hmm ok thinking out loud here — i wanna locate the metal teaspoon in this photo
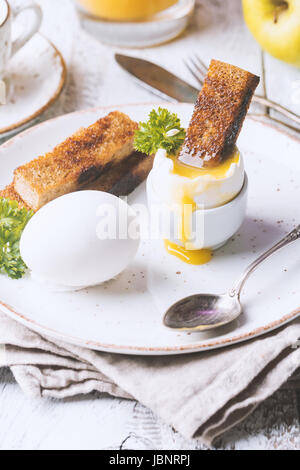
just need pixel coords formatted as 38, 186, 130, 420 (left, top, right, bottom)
163, 225, 300, 332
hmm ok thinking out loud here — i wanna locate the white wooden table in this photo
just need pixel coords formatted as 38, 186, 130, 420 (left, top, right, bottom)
0, 0, 299, 450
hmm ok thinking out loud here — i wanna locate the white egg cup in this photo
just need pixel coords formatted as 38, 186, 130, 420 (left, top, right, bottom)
147, 172, 248, 250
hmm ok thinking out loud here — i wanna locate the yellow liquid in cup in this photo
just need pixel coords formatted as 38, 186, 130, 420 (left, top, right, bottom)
77, 0, 178, 21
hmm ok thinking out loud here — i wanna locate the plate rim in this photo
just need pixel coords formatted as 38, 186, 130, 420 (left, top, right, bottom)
0, 299, 299, 354
0, 102, 300, 355
0, 33, 67, 135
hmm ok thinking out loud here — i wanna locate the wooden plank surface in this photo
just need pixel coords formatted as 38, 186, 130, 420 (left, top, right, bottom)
1, 366, 299, 450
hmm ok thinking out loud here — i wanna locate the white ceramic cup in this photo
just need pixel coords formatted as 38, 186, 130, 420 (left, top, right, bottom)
0, 0, 42, 103
147, 172, 248, 250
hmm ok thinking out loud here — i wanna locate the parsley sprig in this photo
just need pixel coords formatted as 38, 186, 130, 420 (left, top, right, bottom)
134, 107, 185, 156
0, 198, 33, 279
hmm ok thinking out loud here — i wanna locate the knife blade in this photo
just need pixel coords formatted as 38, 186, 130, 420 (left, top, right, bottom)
115, 53, 199, 103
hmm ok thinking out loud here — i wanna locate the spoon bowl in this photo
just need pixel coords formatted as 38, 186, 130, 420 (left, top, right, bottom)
163, 293, 242, 331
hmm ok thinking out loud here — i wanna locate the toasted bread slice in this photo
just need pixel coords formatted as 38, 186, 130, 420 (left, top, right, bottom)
14, 111, 138, 211
179, 59, 260, 168
0, 183, 31, 210
111, 152, 154, 196
85, 151, 154, 196
2, 151, 153, 212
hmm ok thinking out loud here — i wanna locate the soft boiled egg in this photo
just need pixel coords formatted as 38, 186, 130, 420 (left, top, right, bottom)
147, 147, 245, 265
20, 191, 140, 289
150, 147, 244, 210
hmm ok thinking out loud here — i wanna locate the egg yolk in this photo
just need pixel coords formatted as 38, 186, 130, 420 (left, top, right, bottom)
164, 149, 240, 265
170, 148, 240, 179
164, 240, 212, 265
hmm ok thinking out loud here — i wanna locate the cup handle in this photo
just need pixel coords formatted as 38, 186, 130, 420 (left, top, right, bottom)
11, 3, 43, 57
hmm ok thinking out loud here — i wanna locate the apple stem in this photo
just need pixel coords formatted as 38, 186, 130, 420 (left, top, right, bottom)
273, 1, 288, 24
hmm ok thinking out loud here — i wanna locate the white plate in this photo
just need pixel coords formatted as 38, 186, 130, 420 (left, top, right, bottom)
0, 103, 300, 355
0, 33, 66, 139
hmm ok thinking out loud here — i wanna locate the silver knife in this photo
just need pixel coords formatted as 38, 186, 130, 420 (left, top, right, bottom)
115, 53, 300, 135
115, 53, 199, 103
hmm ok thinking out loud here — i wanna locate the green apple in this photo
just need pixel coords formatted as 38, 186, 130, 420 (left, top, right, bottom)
242, 0, 300, 67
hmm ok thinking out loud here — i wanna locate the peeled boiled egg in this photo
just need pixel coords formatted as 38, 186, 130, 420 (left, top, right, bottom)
20, 191, 140, 288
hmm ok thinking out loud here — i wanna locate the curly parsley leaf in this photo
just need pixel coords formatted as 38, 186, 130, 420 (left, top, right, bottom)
134, 107, 186, 156
0, 198, 34, 279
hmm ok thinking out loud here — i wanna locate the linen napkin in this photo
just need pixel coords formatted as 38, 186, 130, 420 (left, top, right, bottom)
0, 311, 299, 446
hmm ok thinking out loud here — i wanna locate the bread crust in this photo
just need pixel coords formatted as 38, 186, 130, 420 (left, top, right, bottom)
14, 111, 138, 211
179, 59, 260, 168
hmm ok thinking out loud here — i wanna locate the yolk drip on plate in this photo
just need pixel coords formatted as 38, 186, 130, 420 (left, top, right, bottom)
164, 240, 212, 265
164, 149, 240, 265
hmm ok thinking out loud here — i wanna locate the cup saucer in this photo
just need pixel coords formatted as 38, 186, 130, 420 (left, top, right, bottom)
0, 33, 66, 140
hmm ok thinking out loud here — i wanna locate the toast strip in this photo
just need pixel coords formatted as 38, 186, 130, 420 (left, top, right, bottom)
14, 111, 138, 211
179, 59, 260, 168
2, 151, 154, 212
84, 151, 154, 196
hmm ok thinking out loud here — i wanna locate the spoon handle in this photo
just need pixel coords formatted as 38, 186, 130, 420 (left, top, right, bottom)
229, 224, 300, 299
